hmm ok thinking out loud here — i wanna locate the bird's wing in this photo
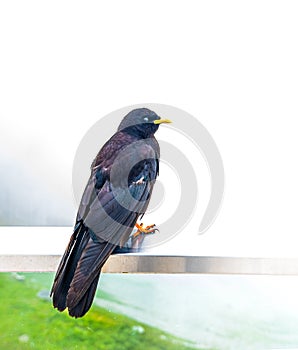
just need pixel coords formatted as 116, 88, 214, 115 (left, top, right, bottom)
82, 139, 159, 245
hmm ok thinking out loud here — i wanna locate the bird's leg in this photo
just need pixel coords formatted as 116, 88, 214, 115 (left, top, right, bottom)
129, 223, 158, 251
112, 223, 158, 254
133, 223, 157, 237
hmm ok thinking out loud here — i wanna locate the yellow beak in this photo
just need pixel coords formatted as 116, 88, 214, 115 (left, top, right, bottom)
153, 118, 172, 125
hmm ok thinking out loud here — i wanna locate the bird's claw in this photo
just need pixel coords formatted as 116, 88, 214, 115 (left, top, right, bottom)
113, 223, 158, 254
133, 223, 159, 238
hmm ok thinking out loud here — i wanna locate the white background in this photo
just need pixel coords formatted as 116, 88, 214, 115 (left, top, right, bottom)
1, 0, 298, 257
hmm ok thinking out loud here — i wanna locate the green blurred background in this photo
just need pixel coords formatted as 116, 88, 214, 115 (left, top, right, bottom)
2, 272, 298, 350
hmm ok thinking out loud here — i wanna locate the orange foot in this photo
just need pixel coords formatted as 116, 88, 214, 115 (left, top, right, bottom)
133, 223, 158, 238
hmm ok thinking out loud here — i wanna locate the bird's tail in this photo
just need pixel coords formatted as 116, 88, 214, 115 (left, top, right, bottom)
51, 222, 115, 318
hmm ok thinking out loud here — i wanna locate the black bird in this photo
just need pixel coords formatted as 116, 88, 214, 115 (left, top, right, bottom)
51, 108, 171, 318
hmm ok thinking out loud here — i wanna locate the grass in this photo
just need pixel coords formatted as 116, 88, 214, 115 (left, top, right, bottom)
0, 273, 205, 350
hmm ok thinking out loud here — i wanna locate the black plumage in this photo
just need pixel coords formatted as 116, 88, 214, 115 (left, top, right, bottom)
51, 108, 171, 317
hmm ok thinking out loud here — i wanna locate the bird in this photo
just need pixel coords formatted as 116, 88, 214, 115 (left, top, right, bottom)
51, 108, 171, 318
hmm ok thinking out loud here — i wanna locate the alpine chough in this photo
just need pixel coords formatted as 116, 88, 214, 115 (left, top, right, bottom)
51, 108, 171, 317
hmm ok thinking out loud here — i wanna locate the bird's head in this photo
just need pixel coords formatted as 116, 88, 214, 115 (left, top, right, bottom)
118, 108, 172, 138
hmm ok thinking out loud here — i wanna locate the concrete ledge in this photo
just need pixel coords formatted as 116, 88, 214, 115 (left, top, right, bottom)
1, 255, 298, 275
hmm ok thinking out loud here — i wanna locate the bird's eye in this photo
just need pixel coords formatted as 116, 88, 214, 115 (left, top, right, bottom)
143, 117, 149, 122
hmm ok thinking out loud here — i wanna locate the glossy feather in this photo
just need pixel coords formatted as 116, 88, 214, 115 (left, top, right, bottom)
51, 108, 161, 317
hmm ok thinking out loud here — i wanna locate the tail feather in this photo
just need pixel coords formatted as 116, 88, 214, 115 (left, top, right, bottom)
68, 275, 100, 318
51, 222, 115, 317
66, 240, 115, 309
51, 225, 89, 311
